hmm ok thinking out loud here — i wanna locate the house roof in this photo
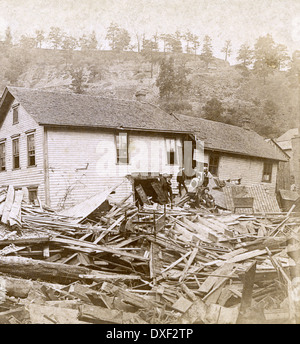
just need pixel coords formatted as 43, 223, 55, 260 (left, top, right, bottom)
275, 128, 299, 151
276, 128, 299, 142
1, 87, 190, 134
0, 87, 287, 161
175, 114, 288, 161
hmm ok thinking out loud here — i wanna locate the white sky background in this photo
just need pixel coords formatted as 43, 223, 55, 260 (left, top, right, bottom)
0, 0, 299, 64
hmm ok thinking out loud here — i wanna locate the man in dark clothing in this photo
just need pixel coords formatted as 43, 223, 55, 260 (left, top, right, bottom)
161, 174, 173, 203
177, 167, 188, 196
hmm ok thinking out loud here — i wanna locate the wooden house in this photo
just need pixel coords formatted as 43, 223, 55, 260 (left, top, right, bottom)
275, 128, 300, 191
0, 86, 288, 210
177, 114, 288, 194
0, 87, 191, 209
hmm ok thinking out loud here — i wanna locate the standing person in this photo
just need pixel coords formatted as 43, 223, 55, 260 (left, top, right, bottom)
161, 174, 173, 203
203, 165, 213, 188
177, 167, 188, 196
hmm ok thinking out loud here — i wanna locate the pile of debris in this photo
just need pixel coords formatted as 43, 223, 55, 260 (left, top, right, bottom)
0, 184, 299, 324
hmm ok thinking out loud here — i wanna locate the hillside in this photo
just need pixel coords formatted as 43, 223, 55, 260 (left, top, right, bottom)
0, 46, 298, 138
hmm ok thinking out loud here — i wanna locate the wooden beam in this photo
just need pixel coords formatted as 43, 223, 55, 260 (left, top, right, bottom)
51, 236, 149, 261
93, 215, 125, 244
161, 251, 192, 273
179, 247, 198, 283
238, 261, 257, 321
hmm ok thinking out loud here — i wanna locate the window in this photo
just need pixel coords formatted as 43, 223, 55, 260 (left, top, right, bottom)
0, 142, 5, 171
262, 162, 272, 182
28, 187, 38, 205
13, 106, 19, 125
115, 132, 129, 164
209, 153, 219, 176
27, 134, 36, 166
166, 138, 177, 165
12, 138, 20, 169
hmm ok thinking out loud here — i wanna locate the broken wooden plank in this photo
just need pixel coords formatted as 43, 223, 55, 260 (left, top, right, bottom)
100, 282, 155, 309
78, 304, 147, 324
79, 273, 141, 281
237, 261, 256, 323
1, 186, 14, 224
179, 298, 207, 324
161, 251, 192, 273
0, 306, 30, 324
59, 180, 124, 223
8, 189, 23, 227
171, 296, 193, 313
199, 263, 234, 294
51, 236, 149, 261
179, 247, 198, 282
93, 215, 125, 244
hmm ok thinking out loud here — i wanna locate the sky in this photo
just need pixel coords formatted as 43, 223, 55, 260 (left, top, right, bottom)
0, 0, 299, 64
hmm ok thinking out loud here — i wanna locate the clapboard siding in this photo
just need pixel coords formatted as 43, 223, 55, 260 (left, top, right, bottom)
0, 102, 45, 202
46, 128, 183, 209
217, 155, 278, 193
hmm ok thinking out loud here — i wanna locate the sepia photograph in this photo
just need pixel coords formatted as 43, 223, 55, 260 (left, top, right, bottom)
0, 0, 299, 327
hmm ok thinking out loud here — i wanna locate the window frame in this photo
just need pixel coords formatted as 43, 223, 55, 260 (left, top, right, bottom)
209, 153, 219, 176
12, 106, 19, 125
27, 133, 36, 167
165, 137, 177, 165
262, 161, 273, 183
115, 132, 129, 165
0, 141, 6, 172
28, 186, 38, 205
12, 137, 20, 170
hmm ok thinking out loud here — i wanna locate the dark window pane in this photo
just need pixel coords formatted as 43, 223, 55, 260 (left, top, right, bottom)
13, 108, 19, 124
12, 139, 20, 169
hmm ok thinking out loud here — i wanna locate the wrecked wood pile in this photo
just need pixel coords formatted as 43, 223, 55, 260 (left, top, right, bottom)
0, 185, 299, 324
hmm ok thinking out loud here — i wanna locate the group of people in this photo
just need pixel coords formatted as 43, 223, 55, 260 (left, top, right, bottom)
156, 165, 216, 209
176, 165, 215, 209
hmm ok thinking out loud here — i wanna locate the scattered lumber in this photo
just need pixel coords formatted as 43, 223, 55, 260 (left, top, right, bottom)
0, 184, 298, 324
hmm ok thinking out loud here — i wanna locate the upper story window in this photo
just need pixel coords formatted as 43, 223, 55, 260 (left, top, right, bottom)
166, 138, 177, 165
12, 137, 20, 169
27, 133, 36, 166
0, 142, 6, 171
12, 106, 19, 125
209, 153, 219, 176
115, 132, 129, 164
262, 162, 273, 183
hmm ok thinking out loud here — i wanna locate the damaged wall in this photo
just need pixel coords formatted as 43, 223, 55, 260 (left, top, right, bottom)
46, 128, 183, 209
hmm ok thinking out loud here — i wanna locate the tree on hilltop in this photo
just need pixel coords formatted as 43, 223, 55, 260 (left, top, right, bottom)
201, 35, 213, 69
105, 23, 131, 52
237, 43, 253, 67
221, 40, 232, 62
48, 26, 63, 49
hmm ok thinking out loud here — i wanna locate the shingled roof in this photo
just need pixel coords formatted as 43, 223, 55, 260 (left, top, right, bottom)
0, 87, 287, 161
175, 114, 288, 161
1, 87, 190, 134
